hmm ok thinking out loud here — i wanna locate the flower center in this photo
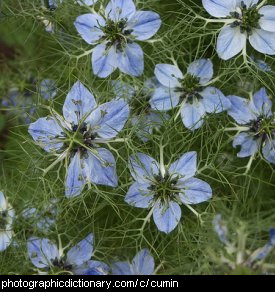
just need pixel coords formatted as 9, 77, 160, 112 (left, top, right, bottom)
51, 257, 73, 272
0, 211, 8, 230
230, 1, 262, 35
248, 115, 275, 140
148, 172, 179, 202
175, 74, 202, 103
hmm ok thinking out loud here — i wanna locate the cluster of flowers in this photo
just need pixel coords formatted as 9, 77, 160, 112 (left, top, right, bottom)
1, 0, 274, 275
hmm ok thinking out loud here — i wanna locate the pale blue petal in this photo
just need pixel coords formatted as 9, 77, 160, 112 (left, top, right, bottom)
77, 260, 109, 275
117, 43, 144, 76
74, 13, 105, 45
154, 64, 183, 88
112, 80, 135, 101
187, 59, 213, 85
169, 151, 197, 180
144, 77, 161, 91
127, 11, 161, 41
259, 6, 275, 32
252, 88, 272, 116
0, 232, 12, 252
112, 261, 133, 275
40, 79, 57, 100
233, 132, 259, 157
125, 181, 154, 208
227, 95, 257, 124
177, 177, 212, 205
27, 237, 59, 269
217, 25, 246, 60
202, 0, 236, 17
153, 201, 181, 234
63, 81, 97, 125
66, 233, 93, 266
0, 191, 7, 210
87, 99, 129, 139
200, 87, 231, 113
105, 0, 136, 21
213, 214, 229, 245
238, 0, 259, 7
92, 43, 118, 78
180, 101, 206, 130
249, 29, 275, 55
129, 153, 159, 183
150, 86, 180, 111
65, 152, 85, 198
132, 249, 155, 275
85, 148, 118, 187
28, 117, 64, 152
262, 139, 275, 164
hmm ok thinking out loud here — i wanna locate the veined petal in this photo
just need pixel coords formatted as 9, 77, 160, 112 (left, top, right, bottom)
177, 177, 212, 205
217, 25, 246, 60
76, 260, 109, 275
63, 81, 97, 125
27, 237, 59, 269
132, 249, 155, 275
180, 101, 206, 130
262, 139, 275, 164
252, 88, 272, 116
74, 13, 105, 45
187, 59, 213, 85
154, 64, 182, 88
0, 231, 12, 252
259, 6, 275, 32
233, 132, 259, 157
28, 117, 64, 152
129, 153, 160, 183
117, 43, 144, 77
249, 29, 275, 55
125, 181, 154, 208
200, 87, 231, 113
105, 0, 136, 21
150, 86, 180, 111
168, 151, 197, 180
202, 0, 237, 17
127, 11, 161, 41
112, 261, 133, 275
153, 201, 181, 234
66, 234, 93, 266
92, 43, 118, 78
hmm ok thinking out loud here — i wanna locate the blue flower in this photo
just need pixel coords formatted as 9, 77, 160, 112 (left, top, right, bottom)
0, 191, 15, 252
112, 78, 169, 141
213, 214, 229, 245
27, 233, 109, 275
150, 59, 230, 130
202, 0, 275, 60
112, 249, 155, 275
249, 56, 272, 72
74, 0, 161, 77
39, 79, 58, 100
28, 81, 129, 197
125, 152, 212, 234
227, 88, 275, 164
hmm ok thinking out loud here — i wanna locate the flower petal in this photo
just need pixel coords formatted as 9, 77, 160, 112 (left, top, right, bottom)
92, 43, 118, 78
74, 13, 105, 45
132, 249, 155, 275
66, 233, 93, 266
76, 260, 109, 275
200, 87, 231, 113
105, 0, 136, 21
85, 148, 118, 187
0, 192, 7, 211
217, 25, 246, 60
169, 151, 197, 180
262, 139, 275, 164
202, 0, 237, 17
127, 11, 161, 41
0, 231, 12, 252
125, 181, 154, 208
227, 95, 257, 124
187, 59, 213, 85
180, 101, 206, 130
154, 64, 183, 88
112, 261, 133, 275
150, 86, 180, 111
153, 201, 181, 234
39, 79, 57, 100
28, 117, 64, 152
88, 99, 129, 139
252, 88, 272, 116
249, 29, 275, 55
27, 237, 59, 269
117, 43, 144, 76
259, 6, 275, 32
233, 132, 259, 157
129, 153, 159, 183
65, 152, 85, 198
63, 81, 97, 125
177, 177, 212, 205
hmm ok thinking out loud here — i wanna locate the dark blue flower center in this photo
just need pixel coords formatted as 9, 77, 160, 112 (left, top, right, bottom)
0, 210, 8, 229
51, 257, 73, 271
248, 115, 275, 140
175, 74, 202, 103
230, 1, 262, 35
